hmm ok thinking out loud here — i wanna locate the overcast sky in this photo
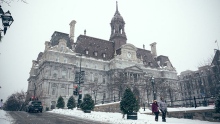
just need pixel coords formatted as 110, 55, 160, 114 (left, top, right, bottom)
0, 0, 220, 102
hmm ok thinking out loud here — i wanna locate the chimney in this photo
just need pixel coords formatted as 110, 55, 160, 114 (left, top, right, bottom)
84, 29, 86, 35
69, 20, 76, 42
150, 42, 157, 58
143, 44, 145, 49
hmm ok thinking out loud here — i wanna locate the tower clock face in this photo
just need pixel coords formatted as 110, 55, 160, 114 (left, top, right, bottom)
127, 52, 131, 58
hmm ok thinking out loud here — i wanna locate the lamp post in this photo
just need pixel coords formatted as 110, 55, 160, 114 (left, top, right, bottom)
75, 53, 84, 108
151, 76, 156, 100
194, 96, 197, 108
33, 83, 36, 101
202, 95, 206, 106
0, 5, 14, 37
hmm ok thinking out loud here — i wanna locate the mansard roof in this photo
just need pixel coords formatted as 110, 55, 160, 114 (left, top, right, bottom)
75, 35, 114, 61
136, 48, 159, 68
156, 55, 174, 68
48, 31, 174, 70
50, 31, 73, 49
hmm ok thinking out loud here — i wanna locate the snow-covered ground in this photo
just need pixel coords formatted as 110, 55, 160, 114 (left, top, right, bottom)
0, 105, 219, 124
0, 110, 13, 124
49, 105, 219, 124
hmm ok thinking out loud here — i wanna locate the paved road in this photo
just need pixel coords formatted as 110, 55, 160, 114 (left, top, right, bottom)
8, 111, 109, 124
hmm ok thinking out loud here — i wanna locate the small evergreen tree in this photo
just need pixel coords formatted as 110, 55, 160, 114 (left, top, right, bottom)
80, 94, 94, 111
215, 94, 220, 113
4, 95, 20, 111
56, 96, 65, 109
67, 96, 76, 109
120, 88, 139, 116
4, 91, 26, 111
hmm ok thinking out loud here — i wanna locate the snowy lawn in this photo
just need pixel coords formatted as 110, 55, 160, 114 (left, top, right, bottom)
49, 105, 219, 124
0, 110, 13, 124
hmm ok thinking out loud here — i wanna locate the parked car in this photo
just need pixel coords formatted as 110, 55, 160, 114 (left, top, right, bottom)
26, 101, 43, 113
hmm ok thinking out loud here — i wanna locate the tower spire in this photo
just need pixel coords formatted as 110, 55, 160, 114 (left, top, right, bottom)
116, 1, 118, 13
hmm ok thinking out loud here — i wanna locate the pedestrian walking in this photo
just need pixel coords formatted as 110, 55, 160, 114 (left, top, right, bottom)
151, 100, 159, 122
158, 97, 167, 122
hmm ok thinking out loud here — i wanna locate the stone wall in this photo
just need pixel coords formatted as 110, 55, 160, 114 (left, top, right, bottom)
94, 103, 220, 122
94, 102, 121, 113
166, 109, 220, 122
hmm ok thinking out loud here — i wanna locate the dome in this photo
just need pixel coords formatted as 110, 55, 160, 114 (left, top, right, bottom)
111, 11, 124, 23
111, 1, 125, 23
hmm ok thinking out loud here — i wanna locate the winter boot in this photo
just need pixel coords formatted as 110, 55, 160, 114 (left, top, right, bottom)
155, 119, 158, 122
162, 119, 166, 122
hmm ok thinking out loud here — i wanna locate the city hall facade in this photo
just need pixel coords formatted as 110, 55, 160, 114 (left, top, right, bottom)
27, 2, 178, 109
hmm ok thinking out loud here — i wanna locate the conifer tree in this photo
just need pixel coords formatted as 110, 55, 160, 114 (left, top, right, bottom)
56, 96, 65, 109
120, 88, 139, 115
215, 94, 220, 113
80, 94, 94, 111
67, 96, 76, 109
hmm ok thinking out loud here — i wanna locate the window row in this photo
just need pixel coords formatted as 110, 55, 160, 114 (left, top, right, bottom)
85, 50, 106, 58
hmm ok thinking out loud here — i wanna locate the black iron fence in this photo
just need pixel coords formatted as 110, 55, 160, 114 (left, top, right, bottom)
165, 97, 215, 107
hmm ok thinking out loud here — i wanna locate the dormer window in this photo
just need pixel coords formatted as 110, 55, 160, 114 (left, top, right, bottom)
60, 45, 64, 52
94, 51, 97, 56
85, 50, 89, 55
103, 53, 106, 58
164, 62, 167, 66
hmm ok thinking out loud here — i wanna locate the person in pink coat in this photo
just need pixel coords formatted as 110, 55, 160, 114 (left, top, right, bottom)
151, 100, 159, 121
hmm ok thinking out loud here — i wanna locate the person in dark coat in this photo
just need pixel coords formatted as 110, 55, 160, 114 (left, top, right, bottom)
158, 97, 167, 122
151, 100, 159, 121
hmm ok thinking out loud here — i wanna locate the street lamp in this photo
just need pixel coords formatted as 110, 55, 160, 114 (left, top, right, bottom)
75, 53, 85, 107
0, 5, 14, 35
151, 76, 156, 100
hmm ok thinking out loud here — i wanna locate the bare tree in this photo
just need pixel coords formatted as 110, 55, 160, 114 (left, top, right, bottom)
111, 70, 129, 101
84, 80, 103, 104
0, 0, 27, 5
138, 75, 152, 107
197, 55, 214, 69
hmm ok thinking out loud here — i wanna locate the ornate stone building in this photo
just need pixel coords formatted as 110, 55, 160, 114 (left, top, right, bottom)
178, 50, 220, 107
27, 2, 178, 109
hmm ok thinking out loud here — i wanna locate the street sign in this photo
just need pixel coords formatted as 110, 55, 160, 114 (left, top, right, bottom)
74, 72, 80, 83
